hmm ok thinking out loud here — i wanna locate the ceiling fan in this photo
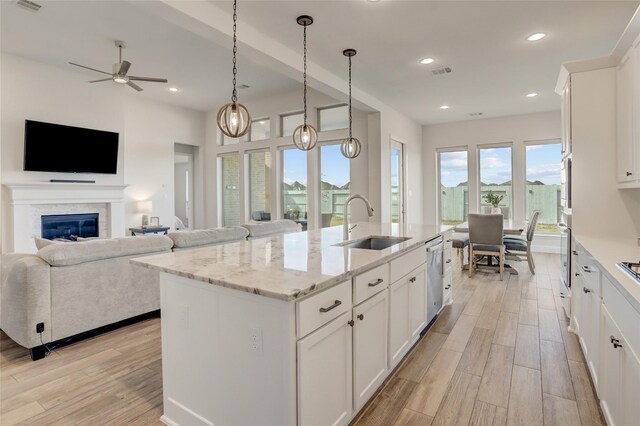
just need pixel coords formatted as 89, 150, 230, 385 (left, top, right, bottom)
69, 40, 168, 92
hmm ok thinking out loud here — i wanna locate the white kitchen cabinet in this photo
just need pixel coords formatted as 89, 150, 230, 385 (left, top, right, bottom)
409, 265, 427, 341
561, 75, 572, 157
578, 263, 601, 390
388, 273, 411, 369
353, 290, 388, 411
599, 305, 640, 426
616, 34, 640, 187
298, 311, 353, 426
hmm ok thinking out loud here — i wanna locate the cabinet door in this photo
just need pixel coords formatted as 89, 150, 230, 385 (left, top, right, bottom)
389, 277, 410, 369
634, 39, 640, 181
617, 51, 635, 182
353, 290, 389, 411
561, 77, 572, 156
600, 304, 640, 426
409, 266, 427, 341
298, 312, 353, 426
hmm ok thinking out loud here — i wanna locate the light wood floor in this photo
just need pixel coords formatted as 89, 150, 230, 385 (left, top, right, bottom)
352, 253, 604, 426
0, 253, 602, 426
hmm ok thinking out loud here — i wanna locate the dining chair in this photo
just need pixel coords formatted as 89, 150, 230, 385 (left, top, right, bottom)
468, 213, 506, 280
504, 210, 540, 274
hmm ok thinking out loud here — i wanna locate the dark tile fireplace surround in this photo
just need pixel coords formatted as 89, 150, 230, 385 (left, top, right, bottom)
41, 213, 99, 241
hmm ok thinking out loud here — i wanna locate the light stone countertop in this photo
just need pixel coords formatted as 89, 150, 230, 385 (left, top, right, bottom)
574, 233, 640, 314
131, 223, 451, 301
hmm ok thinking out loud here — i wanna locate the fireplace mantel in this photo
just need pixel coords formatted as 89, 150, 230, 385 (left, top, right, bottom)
3, 183, 128, 253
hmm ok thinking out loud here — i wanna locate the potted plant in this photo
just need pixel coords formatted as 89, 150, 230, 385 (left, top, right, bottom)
483, 190, 504, 214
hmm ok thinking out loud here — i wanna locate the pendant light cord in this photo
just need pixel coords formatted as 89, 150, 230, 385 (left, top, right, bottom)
348, 54, 352, 140
302, 23, 308, 125
231, 0, 238, 103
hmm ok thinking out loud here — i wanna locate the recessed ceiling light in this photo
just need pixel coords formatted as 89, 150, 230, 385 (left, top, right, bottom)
168, 87, 180, 92
526, 92, 538, 97
367, 0, 381, 2
259, 121, 265, 124
420, 58, 435, 65
526, 32, 546, 41
439, 105, 450, 110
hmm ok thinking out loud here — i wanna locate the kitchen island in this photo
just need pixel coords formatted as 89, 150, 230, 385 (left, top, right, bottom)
132, 223, 452, 426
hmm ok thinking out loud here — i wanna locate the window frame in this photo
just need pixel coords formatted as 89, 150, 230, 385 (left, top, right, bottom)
246, 148, 272, 220
436, 146, 469, 227
249, 118, 271, 142
218, 152, 242, 227
477, 142, 514, 219
317, 104, 349, 132
523, 138, 562, 234
280, 111, 305, 137
318, 141, 351, 228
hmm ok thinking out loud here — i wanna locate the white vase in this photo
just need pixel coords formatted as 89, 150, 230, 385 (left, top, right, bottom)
490, 207, 502, 215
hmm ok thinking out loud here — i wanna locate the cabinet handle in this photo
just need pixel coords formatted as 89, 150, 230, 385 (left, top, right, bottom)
446, 239, 452, 242
368, 278, 384, 287
611, 336, 623, 349
357, 314, 364, 321
348, 320, 354, 327
583, 287, 591, 294
575, 273, 580, 277
445, 285, 451, 290
409, 277, 416, 283
446, 259, 452, 264
582, 265, 593, 273
572, 250, 578, 255
627, 172, 633, 177
319, 300, 342, 313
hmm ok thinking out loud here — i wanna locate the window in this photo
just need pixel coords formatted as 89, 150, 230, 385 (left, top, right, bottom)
221, 133, 248, 146
250, 119, 270, 141
438, 149, 469, 225
525, 141, 562, 233
281, 112, 304, 137
318, 105, 348, 131
220, 154, 240, 226
282, 149, 307, 222
248, 151, 272, 220
320, 144, 350, 228
479, 146, 513, 219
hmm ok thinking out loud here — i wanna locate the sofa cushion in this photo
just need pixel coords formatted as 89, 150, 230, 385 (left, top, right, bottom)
37, 235, 173, 266
34, 237, 60, 250
242, 219, 301, 239
168, 226, 249, 249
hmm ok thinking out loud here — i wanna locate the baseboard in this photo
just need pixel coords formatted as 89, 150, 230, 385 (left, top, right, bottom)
29, 309, 160, 361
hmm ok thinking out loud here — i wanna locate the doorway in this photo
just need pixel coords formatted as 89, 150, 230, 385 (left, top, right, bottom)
174, 145, 195, 229
390, 140, 406, 230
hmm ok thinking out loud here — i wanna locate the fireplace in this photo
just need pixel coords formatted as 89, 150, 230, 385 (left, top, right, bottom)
41, 213, 99, 241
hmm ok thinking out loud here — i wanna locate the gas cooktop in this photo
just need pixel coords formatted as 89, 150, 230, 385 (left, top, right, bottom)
618, 262, 640, 283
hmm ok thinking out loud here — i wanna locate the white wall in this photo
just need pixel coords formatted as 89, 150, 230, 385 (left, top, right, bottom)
571, 68, 640, 245
423, 111, 562, 252
0, 53, 206, 251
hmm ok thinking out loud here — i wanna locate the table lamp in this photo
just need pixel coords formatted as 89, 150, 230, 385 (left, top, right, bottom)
137, 200, 153, 227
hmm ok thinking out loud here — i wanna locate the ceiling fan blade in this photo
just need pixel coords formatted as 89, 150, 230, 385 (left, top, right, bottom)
128, 76, 168, 83
118, 60, 131, 76
127, 81, 144, 92
69, 62, 111, 75
88, 78, 113, 83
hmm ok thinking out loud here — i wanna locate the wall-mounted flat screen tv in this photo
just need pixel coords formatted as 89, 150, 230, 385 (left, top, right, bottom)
23, 120, 119, 174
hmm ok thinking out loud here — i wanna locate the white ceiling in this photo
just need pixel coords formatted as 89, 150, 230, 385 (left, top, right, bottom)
212, 0, 639, 124
0, 0, 299, 112
1, 1, 638, 125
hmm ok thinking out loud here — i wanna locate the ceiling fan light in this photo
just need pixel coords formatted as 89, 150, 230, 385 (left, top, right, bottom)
113, 75, 128, 84
341, 137, 362, 159
217, 102, 251, 138
292, 124, 318, 151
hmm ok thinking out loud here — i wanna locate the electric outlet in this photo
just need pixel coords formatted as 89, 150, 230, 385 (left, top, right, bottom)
36, 322, 44, 333
248, 327, 263, 355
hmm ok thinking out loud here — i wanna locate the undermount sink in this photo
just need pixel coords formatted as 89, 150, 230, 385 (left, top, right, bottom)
334, 236, 412, 251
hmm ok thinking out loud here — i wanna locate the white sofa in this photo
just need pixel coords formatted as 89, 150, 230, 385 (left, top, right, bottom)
0, 235, 174, 360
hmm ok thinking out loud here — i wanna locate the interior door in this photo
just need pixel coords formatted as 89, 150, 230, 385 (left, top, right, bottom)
174, 153, 194, 228
390, 140, 405, 230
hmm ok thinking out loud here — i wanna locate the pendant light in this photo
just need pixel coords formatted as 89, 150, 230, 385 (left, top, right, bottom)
292, 15, 318, 151
217, 0, 251, 139
340, 49, 362, 159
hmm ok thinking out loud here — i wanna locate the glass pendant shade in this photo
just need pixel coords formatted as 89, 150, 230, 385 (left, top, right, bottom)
341, 136, 362, 159
292, 123, 318, 151
217, 102, 251, 138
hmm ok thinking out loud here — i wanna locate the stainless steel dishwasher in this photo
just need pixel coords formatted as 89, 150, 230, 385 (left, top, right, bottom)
425, 236, 444, 325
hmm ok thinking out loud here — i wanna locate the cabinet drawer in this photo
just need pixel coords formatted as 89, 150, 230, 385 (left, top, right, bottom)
444, 233, 453, 250
390, 247, 424, 283
602, 274, 640, 358
297, 280, 352, 339
354, 263, 389, 305
580, 264, 601, 297
443, 274, 452, 292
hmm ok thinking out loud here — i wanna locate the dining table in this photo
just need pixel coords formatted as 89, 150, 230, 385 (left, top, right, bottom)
453, 219, 526, 275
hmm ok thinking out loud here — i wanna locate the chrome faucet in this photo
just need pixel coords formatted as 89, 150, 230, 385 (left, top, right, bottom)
343, 194, 375, 240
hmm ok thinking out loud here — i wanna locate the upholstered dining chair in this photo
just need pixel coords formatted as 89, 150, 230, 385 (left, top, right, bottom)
468, 213, 506, 280
504, 210, 540, 274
